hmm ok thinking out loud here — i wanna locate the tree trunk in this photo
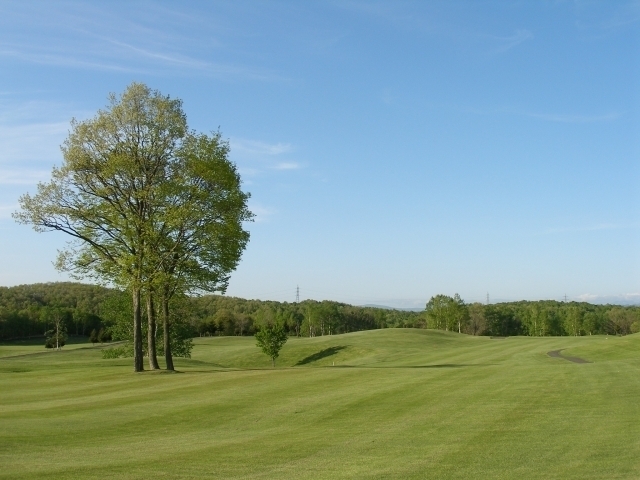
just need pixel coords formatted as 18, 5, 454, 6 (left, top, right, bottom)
146, 292, 160, 370
162, 289, 174, 371
133, 287, 144, 372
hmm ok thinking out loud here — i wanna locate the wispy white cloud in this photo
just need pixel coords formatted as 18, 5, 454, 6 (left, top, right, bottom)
602, 3, 640, 29
488, 29, 533, 54
0, 203, 18, 219
525, 111, 621, 123
0, 101, 76, 188
0, 169, 51, 185
230, 138, 305, 177
0, 121, 68, 164
103, 38, 286, 80
336, 1, 439, 34
461, 105, 622, 124
0, 99, 74, 123
0, 0, 289, 82
338, 2, 533, 56
231, 138, 293, 156
248, 203, 276, 223
0, 42, 287, 81
572, 0, 640, 41
105, 38, 210, 67
238, 167, 260, 177
0, 46, 139, 73
272, 162, 301, 170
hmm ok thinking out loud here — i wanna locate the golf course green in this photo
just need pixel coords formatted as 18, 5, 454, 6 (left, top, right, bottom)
1, 329, 639, 479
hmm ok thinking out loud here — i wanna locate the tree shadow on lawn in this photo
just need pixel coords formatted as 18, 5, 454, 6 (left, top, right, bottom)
547, 349, 591, 364
296, 346, 348, 365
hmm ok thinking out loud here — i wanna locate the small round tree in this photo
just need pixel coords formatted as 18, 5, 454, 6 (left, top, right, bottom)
255, 324, 288, 367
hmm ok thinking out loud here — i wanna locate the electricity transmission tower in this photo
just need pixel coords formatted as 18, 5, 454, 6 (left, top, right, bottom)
296, 285, 299, 303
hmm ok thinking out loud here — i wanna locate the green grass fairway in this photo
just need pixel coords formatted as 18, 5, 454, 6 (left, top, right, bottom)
1, 330, 640, 479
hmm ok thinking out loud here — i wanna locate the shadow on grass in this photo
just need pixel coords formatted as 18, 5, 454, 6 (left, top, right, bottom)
547, 349, 591, 364
295, 346, 348, 365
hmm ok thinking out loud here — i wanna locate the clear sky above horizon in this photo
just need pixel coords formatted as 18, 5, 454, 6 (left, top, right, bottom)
0, 1, 638, 307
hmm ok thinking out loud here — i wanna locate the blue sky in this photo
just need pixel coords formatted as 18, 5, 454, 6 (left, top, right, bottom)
0, 1, 638, 307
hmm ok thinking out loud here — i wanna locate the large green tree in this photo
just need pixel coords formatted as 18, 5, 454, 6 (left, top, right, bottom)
14, 83, 251, 372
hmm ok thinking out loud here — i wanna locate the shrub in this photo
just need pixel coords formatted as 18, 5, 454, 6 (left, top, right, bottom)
101, 345, 129, 359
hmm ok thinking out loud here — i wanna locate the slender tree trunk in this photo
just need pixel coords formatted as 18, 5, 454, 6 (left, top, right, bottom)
133, 287, 144, 372
162, 289, 174, 371
147, 292, 160, 370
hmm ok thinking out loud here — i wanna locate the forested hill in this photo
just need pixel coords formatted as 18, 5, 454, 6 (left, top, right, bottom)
0, 282, 639, 341
0, 283, 117, 339
0, 282, 114, 313
0, 282, 422, 340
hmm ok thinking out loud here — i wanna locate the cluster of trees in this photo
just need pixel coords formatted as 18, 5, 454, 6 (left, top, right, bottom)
425, 294, 640, 337
14, 83, 252, 371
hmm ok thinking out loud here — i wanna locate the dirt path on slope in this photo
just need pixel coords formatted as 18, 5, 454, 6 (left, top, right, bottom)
547, 349, 591, 364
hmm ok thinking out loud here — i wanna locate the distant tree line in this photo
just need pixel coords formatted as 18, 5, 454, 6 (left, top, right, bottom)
185, 295, 420, 337
424, 294, 640, 337
2, 283, 639, 344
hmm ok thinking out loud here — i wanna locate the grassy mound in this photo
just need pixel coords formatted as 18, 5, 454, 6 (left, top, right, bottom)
1, 330, 639, 479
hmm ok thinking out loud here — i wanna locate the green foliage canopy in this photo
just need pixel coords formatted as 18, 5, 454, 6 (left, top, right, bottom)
14, 83, 252, 372
255, 323, 288, 367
